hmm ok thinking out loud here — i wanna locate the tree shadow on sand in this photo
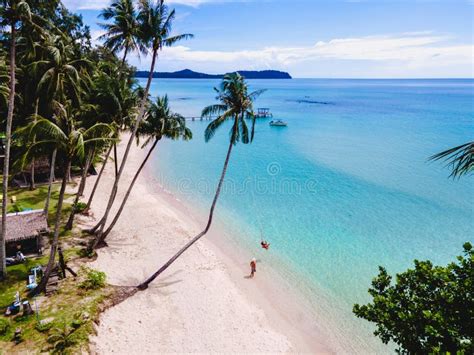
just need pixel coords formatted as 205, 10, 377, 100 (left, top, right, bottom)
100, 271, 183, 311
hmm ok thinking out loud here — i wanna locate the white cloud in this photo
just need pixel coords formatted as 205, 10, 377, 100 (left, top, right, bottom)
63, 0, 108, 10
90, 29, 106, 46
124, 32, 473, 77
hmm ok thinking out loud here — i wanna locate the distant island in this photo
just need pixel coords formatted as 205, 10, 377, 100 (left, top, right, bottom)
135, 69, 292, 79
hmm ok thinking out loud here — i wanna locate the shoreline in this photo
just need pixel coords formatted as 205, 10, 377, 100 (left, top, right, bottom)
83, 135, 330, 353
148, 146, 383, 354
143, 158, 333, 353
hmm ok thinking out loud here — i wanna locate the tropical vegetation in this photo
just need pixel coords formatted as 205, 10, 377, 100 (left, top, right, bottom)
0, 0, 196, 350
1, 0, 469, 353
354, 243, 474, 353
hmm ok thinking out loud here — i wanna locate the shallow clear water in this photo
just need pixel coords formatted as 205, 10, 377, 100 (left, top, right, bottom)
144, 78, 474, 351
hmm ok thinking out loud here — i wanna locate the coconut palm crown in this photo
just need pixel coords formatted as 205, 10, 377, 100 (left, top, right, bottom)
202, 72, 265, 144
98, 0, 144, 63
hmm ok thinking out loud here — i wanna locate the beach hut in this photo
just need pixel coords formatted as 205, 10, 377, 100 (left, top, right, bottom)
2, 210, 48, 257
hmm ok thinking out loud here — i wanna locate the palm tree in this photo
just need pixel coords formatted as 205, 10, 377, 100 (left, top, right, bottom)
22, 103, 114, 294
36, 34, 90, 107
83, 61, 138, 213
137, 73, 265, 289
64, 101, 118, 230
99, 0, 143, 176
100, 95, 191, 240
83, 145, 113, 212
0, 0, 32, 279
92, 0, 193, 248
98, 0, 142, 67
430, 142, 474, 178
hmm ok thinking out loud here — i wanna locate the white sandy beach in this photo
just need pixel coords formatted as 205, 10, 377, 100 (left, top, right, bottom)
80, 136, 329, 354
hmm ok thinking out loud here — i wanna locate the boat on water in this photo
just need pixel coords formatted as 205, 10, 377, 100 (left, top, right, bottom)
269, 119, 287, 127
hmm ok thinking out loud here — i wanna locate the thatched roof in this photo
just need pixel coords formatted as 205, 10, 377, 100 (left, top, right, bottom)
2, 210, 48, 243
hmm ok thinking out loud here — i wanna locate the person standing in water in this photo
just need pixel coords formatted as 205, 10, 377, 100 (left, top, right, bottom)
249, 258, 257, 278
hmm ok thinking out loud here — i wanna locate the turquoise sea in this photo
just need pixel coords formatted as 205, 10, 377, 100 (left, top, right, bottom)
143, 78, 473, 351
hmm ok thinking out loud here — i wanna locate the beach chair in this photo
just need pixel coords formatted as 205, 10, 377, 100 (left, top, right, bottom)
26, 268, 38, 290
4, 292, 21, 316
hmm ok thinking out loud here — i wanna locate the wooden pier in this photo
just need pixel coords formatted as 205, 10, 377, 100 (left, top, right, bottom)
185, 116, 215, 121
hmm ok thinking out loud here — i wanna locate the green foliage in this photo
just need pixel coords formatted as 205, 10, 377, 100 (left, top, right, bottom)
47, 320, 80, 354
0, 318, 9, 335
73, 201, 87, 213
11, 202, 24, 212
79, 267, 106, 290
138, 95, 192, 146
353, 243, 474, 353
202, 73, 265, 144
35, 321, 53, 333
0, 252, 112, 351
98, 0, 142, 56
2, 185, 71, 223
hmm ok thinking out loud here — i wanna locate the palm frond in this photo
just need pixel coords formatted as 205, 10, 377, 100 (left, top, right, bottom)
429, 141, 474, 178
201, 104, 227, 118
239, 115, 250, 144
204, 109, 235, 142
163, 33, 194, 47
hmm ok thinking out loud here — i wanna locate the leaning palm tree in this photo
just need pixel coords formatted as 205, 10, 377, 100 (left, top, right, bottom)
92, 0, 193, 247
21, 103, 114, 295
0, 0, 32, 279
430, 141, 474, 179
64, 113, 115, 231
82, 62, 139, 211
100, 96, 191, 240
137, 73, 265, 289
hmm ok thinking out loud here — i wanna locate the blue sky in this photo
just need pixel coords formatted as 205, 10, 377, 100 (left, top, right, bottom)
64, 0, 473, 78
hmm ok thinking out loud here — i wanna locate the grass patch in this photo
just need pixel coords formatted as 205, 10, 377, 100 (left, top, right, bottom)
5, 185, 74, 224
0, 257, 114, 353
0, 185, 115, 353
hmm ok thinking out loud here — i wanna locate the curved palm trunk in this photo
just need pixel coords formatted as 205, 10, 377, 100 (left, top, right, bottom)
32, 159, 71, 295
121, 46, 129, 67
92, 49, 159, 250
29, 99, 39, 191
84, 144, 113, 213
30, 159, 35, 190
65, 150, 93, 230
137, 127, 236, 290
44, 148, 57, 217
78, 150, 94, 197
1, 23, 16, 280
102, 139, 158, 239
112, 47, 130, 179
113, 143, 119, 177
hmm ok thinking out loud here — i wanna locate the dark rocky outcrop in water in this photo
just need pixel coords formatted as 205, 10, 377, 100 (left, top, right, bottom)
135, 69, 292, 79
